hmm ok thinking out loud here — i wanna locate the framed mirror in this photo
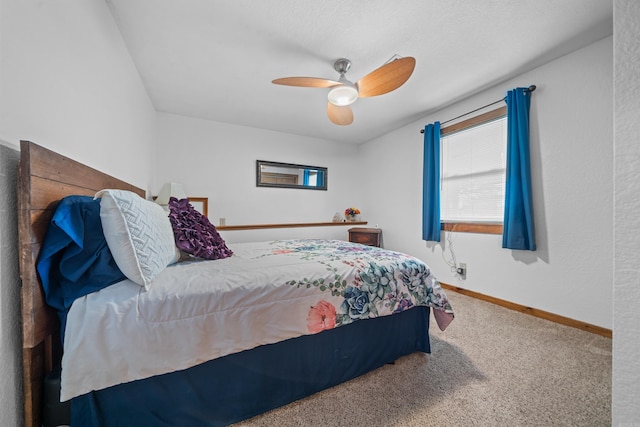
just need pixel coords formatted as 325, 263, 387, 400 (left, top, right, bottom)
256, 160, 327, 190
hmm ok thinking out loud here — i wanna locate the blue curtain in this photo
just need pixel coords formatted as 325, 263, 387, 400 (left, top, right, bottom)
503, 87, 536, 250
422, 122, 441, 242
303, 170, 310, 186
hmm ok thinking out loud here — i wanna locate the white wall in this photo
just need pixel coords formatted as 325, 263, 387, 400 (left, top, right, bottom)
0, 0, 156, 189
359, 37, 613, 329
0, 143, 21, 427
612, 0, 640, 423
0, 0, 158, 424
155, 113, 363, 243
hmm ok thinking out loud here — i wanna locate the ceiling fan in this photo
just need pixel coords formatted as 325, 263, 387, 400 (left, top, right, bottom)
272, 56, 416, 126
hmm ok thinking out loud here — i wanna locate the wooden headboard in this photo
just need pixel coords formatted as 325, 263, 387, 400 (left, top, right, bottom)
17, 141, 145, 427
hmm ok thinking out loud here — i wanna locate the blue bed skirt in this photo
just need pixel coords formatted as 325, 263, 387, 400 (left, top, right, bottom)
71, 306, 431, 426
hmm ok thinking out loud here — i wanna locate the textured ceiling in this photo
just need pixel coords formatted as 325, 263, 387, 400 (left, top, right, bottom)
106, 0, 612, 144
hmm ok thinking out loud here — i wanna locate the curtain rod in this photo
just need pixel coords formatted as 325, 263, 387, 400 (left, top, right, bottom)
419, 85, 536, 134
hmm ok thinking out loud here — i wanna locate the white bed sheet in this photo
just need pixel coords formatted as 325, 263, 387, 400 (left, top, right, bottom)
60, 239, 453, 401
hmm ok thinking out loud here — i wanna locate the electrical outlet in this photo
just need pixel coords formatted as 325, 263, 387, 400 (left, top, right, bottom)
456, 262, 467, 277
219, 218, 226, 226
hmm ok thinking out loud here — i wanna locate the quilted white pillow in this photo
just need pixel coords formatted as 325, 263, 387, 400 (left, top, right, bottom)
96, 189, 180, 289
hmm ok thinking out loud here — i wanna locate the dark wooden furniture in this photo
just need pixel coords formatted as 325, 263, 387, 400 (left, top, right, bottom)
16, 142, 369, 426
348, 227, 382, 247
17, 141, 145, 427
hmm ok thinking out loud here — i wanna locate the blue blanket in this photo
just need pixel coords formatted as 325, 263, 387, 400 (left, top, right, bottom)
37, 196, 126, 340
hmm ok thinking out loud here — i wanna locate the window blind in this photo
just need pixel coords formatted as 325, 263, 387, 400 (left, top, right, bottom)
441, 117, 507, 222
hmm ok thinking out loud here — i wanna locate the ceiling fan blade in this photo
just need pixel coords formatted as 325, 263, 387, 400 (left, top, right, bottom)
357, 57, 416, 98
272, 77, 340, 88
327, 103, 353, 126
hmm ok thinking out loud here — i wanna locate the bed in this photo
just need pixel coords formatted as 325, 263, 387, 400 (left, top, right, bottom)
17, 140, 454, 427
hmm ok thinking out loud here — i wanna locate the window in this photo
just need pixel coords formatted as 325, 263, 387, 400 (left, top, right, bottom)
440, 107, 506, 234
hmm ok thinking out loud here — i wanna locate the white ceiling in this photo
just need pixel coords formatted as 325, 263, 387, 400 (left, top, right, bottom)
106, 0, 612, 144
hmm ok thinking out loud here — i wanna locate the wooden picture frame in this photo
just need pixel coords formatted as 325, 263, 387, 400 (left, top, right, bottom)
152, 195, 208, 217
188, 197, 208, 217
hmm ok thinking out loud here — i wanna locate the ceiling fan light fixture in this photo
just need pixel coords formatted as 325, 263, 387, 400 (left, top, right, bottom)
328, 84, 358, 106
273, 56, 415, 125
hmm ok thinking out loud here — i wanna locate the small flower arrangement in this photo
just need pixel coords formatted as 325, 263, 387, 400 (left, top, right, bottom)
345, 207, 360, 218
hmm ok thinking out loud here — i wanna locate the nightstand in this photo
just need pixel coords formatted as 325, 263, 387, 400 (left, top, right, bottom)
348, 227, 382, 248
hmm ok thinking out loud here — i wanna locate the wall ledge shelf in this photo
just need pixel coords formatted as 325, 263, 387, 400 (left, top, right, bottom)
217, 221, 367, 231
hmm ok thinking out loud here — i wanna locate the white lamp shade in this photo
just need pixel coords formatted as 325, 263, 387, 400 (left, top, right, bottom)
155, 182, 187, 205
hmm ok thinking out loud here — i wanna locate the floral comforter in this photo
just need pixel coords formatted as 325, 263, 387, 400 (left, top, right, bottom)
61, 239, 454, 401
274, 239, 454, 333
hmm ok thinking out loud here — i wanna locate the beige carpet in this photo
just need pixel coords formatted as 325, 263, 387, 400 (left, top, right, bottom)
233, 291, 612, 427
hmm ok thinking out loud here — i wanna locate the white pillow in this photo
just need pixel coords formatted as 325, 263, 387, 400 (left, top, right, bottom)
96, 189, 180, 289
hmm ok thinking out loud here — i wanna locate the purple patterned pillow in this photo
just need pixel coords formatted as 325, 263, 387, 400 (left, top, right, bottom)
167, 197, 233, 260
